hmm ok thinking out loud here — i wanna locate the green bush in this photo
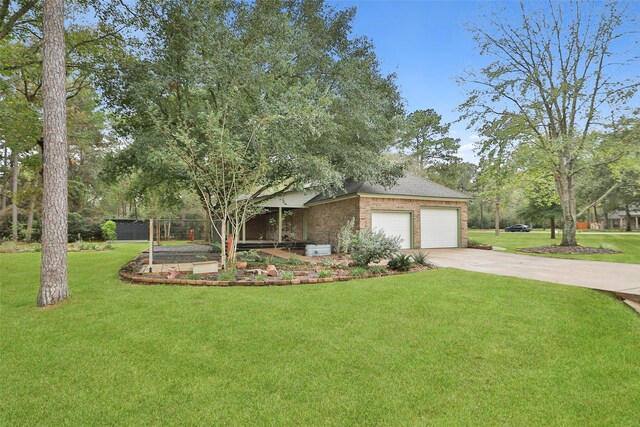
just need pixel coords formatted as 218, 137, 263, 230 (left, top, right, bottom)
411, 251, 429, 266
101, 220, 117, 241
255, 274, 267, 281
349, 229, 401, 266
349, 267, 367, 276
368, 265, 387, 274
186, 273, 201, 280
317, 270, 332, 278
387, 253, 413, 272
281, 271, 295, 280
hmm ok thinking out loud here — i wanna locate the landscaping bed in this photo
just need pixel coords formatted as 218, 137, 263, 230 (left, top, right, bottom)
121, 249, 434, 287
517, 245, 623, 255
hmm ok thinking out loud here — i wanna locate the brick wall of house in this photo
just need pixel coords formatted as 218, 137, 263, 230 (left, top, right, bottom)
358, 197, 468, 248
307, 197, 359, 246
290, 209, 305, 241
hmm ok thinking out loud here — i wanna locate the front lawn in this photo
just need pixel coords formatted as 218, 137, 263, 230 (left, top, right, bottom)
469, 230, 640, 264
1, 244, 639, 425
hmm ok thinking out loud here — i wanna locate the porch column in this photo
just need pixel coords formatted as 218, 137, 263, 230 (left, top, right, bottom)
148, 219, 154, 271
278, 207, 283, 243
242, 221, 246, 242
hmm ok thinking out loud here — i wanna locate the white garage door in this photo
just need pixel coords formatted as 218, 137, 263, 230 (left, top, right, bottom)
371, 211, 412, 249
420, 208, 459, 248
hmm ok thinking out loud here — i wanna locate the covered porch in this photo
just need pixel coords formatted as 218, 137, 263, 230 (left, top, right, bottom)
239, 190, 315, 246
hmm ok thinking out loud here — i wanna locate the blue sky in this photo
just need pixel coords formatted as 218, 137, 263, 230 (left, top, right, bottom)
333, 0, 639, 165
333, 0, 488, 163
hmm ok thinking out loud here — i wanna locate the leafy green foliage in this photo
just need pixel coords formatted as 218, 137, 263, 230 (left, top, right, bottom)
460, 1, 639, 245
349, 229, 402, 266
99, 0, 405, 264
411, 251, 429, 266
186, 274, 201, 280
217, 272, 236, 282
280, 271, 295, 280
317, 270, 332, 278
348, 267, 367, 276
399, 109, 460, 169
368, 265, 387, 275
101, 220, 117, 241
387, 253, 414, 271
336, 217, 356, 254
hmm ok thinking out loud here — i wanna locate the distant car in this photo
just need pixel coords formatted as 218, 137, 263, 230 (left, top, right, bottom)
505, 224, 531, 232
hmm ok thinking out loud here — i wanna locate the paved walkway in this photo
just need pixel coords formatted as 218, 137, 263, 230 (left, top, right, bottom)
407, 248, 640, 298
259, 247, 315, 262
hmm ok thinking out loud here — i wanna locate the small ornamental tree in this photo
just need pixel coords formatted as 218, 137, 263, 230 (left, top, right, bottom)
101, 220, 117, 241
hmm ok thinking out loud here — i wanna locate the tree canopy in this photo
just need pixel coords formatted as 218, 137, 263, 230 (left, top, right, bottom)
101, 0, 405, 265
460, 0, 639, 245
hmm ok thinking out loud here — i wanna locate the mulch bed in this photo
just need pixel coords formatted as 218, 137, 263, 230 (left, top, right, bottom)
517, 245, 622, 255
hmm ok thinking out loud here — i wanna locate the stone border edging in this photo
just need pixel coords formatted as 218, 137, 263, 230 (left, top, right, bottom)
118, 269, 408, 287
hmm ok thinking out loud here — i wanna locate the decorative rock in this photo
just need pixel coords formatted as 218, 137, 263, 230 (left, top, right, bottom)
266, 265, 278, 277
167, 267, 178, 279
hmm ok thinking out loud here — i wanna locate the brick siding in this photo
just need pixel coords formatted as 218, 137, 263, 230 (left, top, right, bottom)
359, 196, 468, 248
307, 197, 359, 246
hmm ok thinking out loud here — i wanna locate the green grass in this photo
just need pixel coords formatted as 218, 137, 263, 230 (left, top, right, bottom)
469, 230, 640, 264
1, 244, 639, 425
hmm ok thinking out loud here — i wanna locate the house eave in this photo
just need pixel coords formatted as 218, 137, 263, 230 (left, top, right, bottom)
304, 192, 470, 207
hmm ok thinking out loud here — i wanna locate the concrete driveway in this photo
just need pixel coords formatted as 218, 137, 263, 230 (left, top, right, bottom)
414, 248, 640, 298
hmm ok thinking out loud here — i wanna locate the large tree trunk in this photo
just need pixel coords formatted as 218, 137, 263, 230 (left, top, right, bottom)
550, 217, 556, 239
11, 153, 19, 242
554, 168, 577, 246
25, 199, 35, 242
625, 205, 632, 232
37, 0, 69, 307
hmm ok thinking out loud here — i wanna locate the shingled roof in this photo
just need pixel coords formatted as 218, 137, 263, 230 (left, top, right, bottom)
306, 173, 471, 204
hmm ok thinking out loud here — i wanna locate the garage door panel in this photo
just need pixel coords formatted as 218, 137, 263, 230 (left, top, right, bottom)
371, 212, 411, 249
420, 208, 458, 248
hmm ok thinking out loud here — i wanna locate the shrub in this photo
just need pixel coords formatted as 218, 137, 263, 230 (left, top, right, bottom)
281, 271, 295, 280
317, 270, 332, 278
349, 267, 367, 276
101, 220, 117, 241
186, 273, 201, 280
349, 229, 401, 266
255, 274, 267, 281
368, 265, 387, 275
387, 253, 413, 271
411, 251, 429, 266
